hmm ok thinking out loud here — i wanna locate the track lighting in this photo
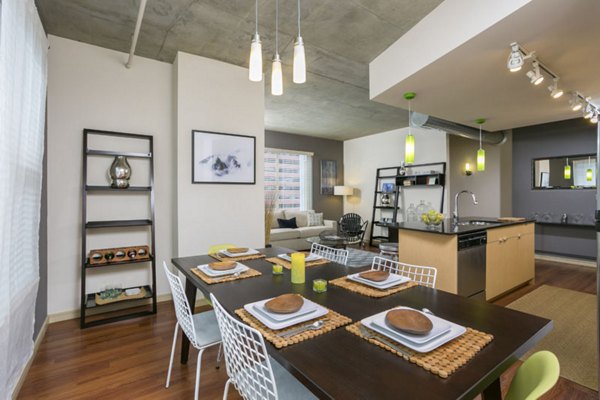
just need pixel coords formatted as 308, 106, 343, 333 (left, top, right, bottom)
507, 42, 524, 72
592, 112, 599, 124
526, 61, 544, 85
548, 78, 563, 99
570, 93, 583, 111
584, 102, 594, 119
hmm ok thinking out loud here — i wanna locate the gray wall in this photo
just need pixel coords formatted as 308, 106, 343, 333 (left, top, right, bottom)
513, 118, 596, 259
34, 115, 48, 339
265, 130, 344, 221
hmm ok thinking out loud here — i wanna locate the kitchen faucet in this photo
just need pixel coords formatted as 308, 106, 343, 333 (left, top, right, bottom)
453, 190, 478, 223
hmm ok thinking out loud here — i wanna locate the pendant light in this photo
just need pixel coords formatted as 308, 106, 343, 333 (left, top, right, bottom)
248, 0, 262, 82
293, 0, 306, 84
476, 118, 486, 172
271, 0, 283, 96
404, 92, 416, 164
587, 156, 593, 182
564, 157, 571, 180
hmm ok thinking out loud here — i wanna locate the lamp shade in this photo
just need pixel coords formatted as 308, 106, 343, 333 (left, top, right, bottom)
248, 34, 263, 82
477, 148, 485, 171
405, 134, 415, 164
564, 165, 571, 179
334, 186, 353, 196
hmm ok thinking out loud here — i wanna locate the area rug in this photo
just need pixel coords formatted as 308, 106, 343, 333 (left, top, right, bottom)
507, 285, 597, 390
346, 248, 376, 268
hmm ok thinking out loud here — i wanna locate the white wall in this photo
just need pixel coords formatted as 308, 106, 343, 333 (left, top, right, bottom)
47, 36, 174, 314
343, 127, 448, 240
174, 52, 265, 257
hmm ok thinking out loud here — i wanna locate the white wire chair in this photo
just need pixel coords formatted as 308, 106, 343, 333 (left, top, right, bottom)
310, 242, 349, 265
210, 293, 317, 400
371, 256, 437, 288
163, 262, 222, 400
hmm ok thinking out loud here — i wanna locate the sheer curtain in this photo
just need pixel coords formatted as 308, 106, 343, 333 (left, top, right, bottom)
0, 0, 47, 397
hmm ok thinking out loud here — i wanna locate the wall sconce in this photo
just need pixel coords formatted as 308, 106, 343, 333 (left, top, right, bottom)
464, 163, 473, 176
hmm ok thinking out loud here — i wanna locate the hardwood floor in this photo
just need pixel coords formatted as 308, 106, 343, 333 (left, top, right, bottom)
18, 259, 598, 400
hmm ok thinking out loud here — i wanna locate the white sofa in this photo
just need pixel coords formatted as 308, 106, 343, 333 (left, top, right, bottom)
269, 210, 337, 251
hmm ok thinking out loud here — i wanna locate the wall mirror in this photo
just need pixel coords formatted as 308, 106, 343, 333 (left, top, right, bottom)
532, 154, 596, 189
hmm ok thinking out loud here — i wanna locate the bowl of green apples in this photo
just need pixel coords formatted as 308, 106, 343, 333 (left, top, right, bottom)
420, 210, 444, 228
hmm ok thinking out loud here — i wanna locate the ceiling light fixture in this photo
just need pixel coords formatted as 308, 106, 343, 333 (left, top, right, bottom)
507, 42, 524, 72
548, 78, 563, 99
570, 93, 583, 111
591, 111, 599, 124
587, 156, 594, 182
526, 60, 544, 85
584, 102, 594, 119
271, 0, 283, 96
293, 0, 306, 84
476, 118, 486, 172
564, 157, 571, 180
248, 0, 262, 82
404, 92, 416, 165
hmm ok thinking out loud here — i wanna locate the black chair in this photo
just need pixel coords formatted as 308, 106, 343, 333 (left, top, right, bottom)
338, 213, 368, 247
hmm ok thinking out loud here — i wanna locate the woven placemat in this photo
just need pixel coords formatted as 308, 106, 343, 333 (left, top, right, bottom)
265, 256, 329, 270
347, 322, 493, 378
329, 276, 419, 298
95, 287, 147, 305
235, 307, 352, 348
209, 252, 266, 262
191, 267, 262, 284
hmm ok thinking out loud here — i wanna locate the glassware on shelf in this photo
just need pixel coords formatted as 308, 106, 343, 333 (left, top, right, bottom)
426, 201, 434, 213
541, 212, 553, 223
572, 214, 584, 224
406, 203, 417, 222
416, 200, 427, 215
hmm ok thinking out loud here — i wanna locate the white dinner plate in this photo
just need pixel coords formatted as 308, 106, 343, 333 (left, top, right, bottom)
361, 307, 466, 352
277, 253, 323, 262
196, 262, 249, 277
253, 301, 318, 323
244, 297, 328, 330
347, 272, 411, 290
220, 248, 260, 257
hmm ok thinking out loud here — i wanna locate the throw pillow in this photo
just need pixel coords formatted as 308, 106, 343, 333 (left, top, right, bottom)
285, 210, 309, 227
277, 217, 298, 229
307, 212, 324, 226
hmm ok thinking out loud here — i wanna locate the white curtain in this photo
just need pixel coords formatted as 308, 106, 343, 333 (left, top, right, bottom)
0, 0, 47, 397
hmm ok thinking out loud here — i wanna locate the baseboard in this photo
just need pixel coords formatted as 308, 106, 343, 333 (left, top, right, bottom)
11, 316, 49, 400
48, 292, 209, 323
535, 253, 597, 268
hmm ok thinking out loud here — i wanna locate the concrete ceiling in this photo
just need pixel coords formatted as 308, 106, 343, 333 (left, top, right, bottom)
371, 0, 600, 131
36, 0, 443, 140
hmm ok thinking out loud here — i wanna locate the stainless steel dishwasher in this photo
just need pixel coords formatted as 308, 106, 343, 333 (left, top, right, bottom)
457, 231, 487, 300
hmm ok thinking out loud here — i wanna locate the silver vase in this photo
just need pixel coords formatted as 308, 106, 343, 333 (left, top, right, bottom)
109, 156, 131, 188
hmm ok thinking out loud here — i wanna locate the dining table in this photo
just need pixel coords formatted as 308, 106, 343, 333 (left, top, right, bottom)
171, 246, 552, 400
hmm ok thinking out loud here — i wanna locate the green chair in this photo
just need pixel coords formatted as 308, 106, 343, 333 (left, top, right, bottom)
505, 351, 560, 400
208, 243, 236, 254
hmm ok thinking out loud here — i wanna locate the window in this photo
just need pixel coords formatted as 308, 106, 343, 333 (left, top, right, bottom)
264, 148, 312, 210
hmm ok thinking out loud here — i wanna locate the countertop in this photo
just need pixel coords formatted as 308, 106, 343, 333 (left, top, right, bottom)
385, 217, 535, 235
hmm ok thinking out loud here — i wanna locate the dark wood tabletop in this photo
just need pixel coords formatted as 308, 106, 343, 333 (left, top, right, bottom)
171, 247, 552, 400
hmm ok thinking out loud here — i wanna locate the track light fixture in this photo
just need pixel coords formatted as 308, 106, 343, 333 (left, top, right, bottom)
548, 78, 563, 99
507, 42, 598, 123
526, 60, 544, 85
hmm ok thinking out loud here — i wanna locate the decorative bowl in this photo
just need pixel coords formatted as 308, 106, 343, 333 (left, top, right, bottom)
420, 211, 444, 227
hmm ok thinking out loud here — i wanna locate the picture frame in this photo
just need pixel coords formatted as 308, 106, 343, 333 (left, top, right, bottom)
320, 160, 337, 195
192, 130, 256, 184
381, 182, 395, 193
426, 176, 438, 185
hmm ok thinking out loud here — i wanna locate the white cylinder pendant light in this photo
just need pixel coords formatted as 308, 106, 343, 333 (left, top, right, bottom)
293, 0, 306, 84
248, 0, 262, 82
271, 0, 283, 96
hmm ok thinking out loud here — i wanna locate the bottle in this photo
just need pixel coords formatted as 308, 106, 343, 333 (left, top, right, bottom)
406, 203, 417, 222
416, 200, 427, 216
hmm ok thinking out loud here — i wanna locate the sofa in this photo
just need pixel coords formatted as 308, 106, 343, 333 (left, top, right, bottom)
269, 210, 338, 251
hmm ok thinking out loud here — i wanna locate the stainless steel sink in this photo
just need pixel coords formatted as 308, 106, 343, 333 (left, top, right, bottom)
456, 220, 501, 227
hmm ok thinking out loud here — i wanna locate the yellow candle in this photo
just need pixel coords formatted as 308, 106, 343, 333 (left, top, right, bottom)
313, 279, 327, 293
272, 264, 283, 274
290, 252, 305, 284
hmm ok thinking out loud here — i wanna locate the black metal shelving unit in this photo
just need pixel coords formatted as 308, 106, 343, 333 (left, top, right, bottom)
80, 129, 157, 329
369, 162, 446, 247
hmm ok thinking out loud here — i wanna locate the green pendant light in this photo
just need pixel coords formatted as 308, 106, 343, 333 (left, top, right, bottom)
587, 156, 593, 182
475, 118, 486, 171
564, 157, 571, 180
404, 92, 416, 164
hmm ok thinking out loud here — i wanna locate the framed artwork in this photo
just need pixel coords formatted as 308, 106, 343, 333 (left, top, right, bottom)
320, 160, 337, 195
381, 183, 395, 193
192, 130, 256, 184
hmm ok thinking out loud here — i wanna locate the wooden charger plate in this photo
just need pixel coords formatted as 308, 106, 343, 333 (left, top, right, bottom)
227, 247, 249, 254
264, 294, 304, 314
358, 270, 390, 282
208, 261, 237, 271
385, 309, 433, 335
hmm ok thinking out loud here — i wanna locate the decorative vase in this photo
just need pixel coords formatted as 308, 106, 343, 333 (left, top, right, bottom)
109, 156, 131, 188
381, 193, 391, 206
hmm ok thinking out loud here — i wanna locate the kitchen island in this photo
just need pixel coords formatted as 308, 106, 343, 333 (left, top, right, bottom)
388, 218, 535, 301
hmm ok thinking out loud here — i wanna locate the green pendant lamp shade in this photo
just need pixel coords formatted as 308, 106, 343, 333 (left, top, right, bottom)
476, 118, 486, 171
587, 156, 593, 182
564, 157, 571, 179
404, 92, 416, 164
